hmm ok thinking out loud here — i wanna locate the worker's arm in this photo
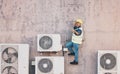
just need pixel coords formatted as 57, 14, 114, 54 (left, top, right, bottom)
72, 29, 82, 36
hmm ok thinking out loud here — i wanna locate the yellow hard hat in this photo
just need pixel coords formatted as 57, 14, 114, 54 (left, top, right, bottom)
75, 19, 83, 24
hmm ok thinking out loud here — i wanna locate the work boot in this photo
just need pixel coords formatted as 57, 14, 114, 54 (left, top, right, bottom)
68, 53, 75, 56
70, 60, 78, 65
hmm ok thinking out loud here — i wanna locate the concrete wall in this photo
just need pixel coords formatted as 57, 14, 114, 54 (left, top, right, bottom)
0, 0, 120, 74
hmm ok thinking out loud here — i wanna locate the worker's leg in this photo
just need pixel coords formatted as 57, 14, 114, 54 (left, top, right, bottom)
70, 43, 79, 64
66, 41, 74, 54
73, 43, 79, 62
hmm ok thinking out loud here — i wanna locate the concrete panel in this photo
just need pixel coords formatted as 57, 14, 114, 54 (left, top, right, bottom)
0, 0, 120, 74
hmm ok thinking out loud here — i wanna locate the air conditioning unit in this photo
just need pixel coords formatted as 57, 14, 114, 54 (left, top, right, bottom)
37, 34, 62, 52
98, 50, 120, 74
35, 56, 64, 74
0, 44, 29, 74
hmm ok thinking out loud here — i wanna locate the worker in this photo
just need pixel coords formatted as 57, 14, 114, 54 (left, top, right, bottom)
66, 19, 83, 65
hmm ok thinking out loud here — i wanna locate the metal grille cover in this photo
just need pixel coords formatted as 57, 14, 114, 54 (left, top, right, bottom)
2, 66, 17, 74
100, 53, 116, 70
38, 58, 53, 73
2, 47, 18, 63
39, 36, 53, 49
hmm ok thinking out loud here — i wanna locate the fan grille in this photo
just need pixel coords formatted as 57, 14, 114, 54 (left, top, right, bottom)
2, 66, 18, 74
104, 73, 111, 74
39, 36, 53, 49
100, 53, 116, 70
2, 47, 18, 63
38, 58, 53, 73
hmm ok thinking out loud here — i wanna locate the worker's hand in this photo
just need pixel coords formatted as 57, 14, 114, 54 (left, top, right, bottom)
72, 29, 79, 35
72, 29, 76, 33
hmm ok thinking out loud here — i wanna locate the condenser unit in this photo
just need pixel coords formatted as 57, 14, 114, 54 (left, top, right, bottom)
35, 56, 64, 74
98, 50, 120, 74
37, 34, 62, 52
0, 44, 29, 74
